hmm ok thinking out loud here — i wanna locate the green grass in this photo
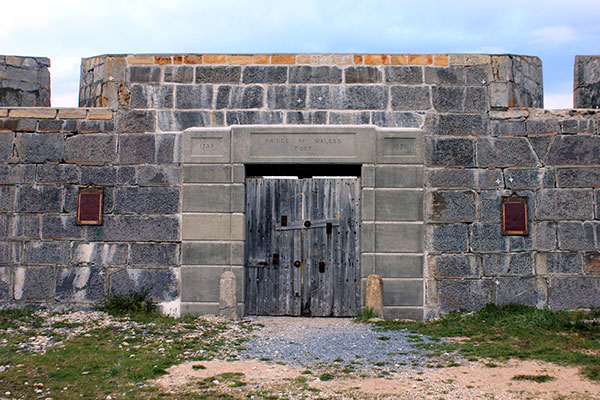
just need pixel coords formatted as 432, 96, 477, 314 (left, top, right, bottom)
512, 374, 556, 383
354, 307, 377, 322
374, 304, 600, 381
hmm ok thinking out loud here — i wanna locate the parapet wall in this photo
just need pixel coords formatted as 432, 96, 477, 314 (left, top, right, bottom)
1, 53, 599, 318
574, 55, 600, 109
0, 56, 50, 107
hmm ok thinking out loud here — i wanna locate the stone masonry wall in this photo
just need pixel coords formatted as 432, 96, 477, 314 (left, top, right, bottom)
0, 107, 180, 311
1, 56, 51, 107
2, 52, 599, 318
574, 55, 600, 109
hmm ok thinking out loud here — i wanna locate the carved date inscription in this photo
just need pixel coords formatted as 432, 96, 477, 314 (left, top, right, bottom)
382, 137, 416, 157
191, 137, 223, 157
250, 133, 354, 158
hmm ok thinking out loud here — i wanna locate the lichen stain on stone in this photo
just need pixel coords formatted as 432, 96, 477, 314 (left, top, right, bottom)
14, 267, 25, 300
432, 192, 447, 216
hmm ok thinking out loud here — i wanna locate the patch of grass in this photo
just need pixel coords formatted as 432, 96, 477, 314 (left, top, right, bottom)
512, 374, 555, 383
376, 335, 390, 341
374, 304, 600, 381
318, 372, 334, 381
354, 307, 377, 322
94, 287, 157, 318
192, 364, 206, 370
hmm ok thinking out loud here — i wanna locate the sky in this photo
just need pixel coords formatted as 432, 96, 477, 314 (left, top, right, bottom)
2, 0, 599, 109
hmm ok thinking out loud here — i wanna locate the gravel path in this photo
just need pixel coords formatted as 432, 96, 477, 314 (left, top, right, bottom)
241, 317, 459, 371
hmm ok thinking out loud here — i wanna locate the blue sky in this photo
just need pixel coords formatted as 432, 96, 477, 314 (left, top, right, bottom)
2, 0, 599, 108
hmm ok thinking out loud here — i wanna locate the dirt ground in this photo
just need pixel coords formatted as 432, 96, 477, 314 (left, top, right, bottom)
155, 358, 600, 399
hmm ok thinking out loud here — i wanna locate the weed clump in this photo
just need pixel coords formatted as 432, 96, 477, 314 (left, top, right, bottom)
354, 307, 377, 322
94, 287, 157, 317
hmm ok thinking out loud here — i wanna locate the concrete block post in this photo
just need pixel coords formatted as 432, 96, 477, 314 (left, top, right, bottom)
365, 274, 384, 318
219, 271, 237, 320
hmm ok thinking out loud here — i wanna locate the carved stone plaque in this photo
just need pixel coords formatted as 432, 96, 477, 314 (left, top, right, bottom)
77, 186, 103, 225
501, 194, 528, 235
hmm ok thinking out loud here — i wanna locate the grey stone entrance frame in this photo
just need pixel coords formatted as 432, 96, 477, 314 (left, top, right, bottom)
181, 125, 425, 319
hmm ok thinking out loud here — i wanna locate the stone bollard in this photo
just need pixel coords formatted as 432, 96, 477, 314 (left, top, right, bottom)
219, 271, 237, 320
365, 274, 384, 318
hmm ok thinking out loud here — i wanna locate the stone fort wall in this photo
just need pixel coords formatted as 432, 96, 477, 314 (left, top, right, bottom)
1, 53, 599, 318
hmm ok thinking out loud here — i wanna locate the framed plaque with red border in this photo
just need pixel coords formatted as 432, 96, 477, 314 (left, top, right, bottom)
77, 186, 104, 225
501, 194, 528, 236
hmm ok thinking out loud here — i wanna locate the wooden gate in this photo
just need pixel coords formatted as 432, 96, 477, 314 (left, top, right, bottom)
245, 178, 361, 317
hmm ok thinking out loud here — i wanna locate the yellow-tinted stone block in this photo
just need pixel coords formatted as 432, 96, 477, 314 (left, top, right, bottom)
253, 55, 270, 64
204, 54, 227, 64
353, 55, 364, 64
271, 54, 296, 64
365, 55, 390, 65
88, 109, 114, 120
408, 54, 433, 65
229, 55, 254, 65
173, 55, 183, 64
434, 55, 449, 66
0, 109, 8, 117
328, 54, 353, 65
58, 108, 87, 119
9, 108, 57, 119
296, 55, 311, 64
390, 55, 408, 65
127, 55, 155, 65
449, 54, 491, 65
155, 56, 172, 64
184, 55, 203, 64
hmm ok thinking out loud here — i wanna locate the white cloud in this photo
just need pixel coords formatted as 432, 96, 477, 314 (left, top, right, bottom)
529, 25, 577, 47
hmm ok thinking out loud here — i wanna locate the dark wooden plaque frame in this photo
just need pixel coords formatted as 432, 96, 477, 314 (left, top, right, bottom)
77, 186, 104, 225
501, 194, 528, 236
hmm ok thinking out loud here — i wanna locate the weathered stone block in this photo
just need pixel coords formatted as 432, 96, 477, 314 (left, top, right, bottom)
10, 215, 40, 239
536, 252, 583, 274
309, 86, 387, 110
431, 86, 464, 112
163, 66, 194, 83
196, 66, 241, 83
0, 186, 15, 212
16, 133, 64, 163
536, 189, 594, 220
226, 86, 263, 109
375, 166, 423, 188
429, 190, 476, 222
430, 223, 468, 252
0, 242, 19, 264
37, 164, 79, 184
545, 136, 600, 165
374, 223, 422, 252
14, 266, 54, 300
495, 277, 543, 307
0, 164, 35, 184
71, 242, 128, 265
436, 279, 492, 312
182, 242, 230, 265
22, 241, 69, 264
383, 279, 423, 306
375, 254, 422, 278
383, 307, 423, 320
491, 120, 526, 136
424, 67, 464, 85
226, 111, 283, 125
220, 271, 237, 319
558, 222, 595, 250
242, 66, 287, 83
477, 138, 538, 167
183, 165, 230, 183
267, 86, 307, 109
385, 66, 423, 84
286, 111, 328, 124
114, 187, 179, 214
55, 267, 105, 301
180, 266, 243, 303
182, 214, 236, 240
136, 165, 179, 186
65, 134, 116, 165
175, 85, 213, 109
505, 168, 554, 189
109, 268, 178, 301
118, 134, 155, 164
131, 243, 179, 265
556, 167, 600, 188
289, 66, 342, 83
80, 166, 117, 184
479, 190, 501, 223
0, 132, 12, 161
129, 66, 160, 83
41, 215, 82, 240
345, 67, 382, 83
430, 254, 479, 278
478, 169, 504, 189
533, 222, 557, 251
371, 112, 422, 128
116, 110, 156, 133
0, 267, 10, 299
470, 223, 508, 252
391, 86, 431, 111
130, 85, 174, 109
375, 190, 423, 221
427, 168, 475, 188
183, 184, 230, 212
158, 110, 214, 131
329, 111, 371, 125
96, 216, 179, 241
16, 185, 62, 213
482, 253, 533, 276
548, 277, 600, 310
429, 113, 488, 136
426, 137, 475, 167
